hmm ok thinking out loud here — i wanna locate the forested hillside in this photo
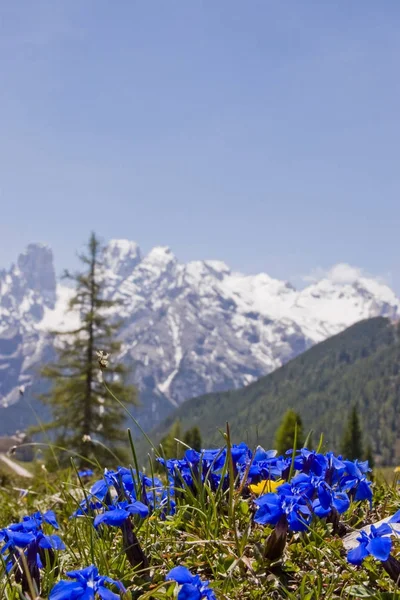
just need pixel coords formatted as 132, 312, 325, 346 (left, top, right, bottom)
142, 317, 400, 464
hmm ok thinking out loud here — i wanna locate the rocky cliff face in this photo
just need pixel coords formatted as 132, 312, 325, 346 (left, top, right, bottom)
0, 240, 399, 432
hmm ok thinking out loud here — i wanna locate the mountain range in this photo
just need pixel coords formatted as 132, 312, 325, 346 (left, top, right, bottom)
0, 240, 399, 434
142, 317, 400, 465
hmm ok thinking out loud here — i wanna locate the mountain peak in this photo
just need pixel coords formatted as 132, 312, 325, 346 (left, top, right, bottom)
17, 243, 56, 302
104, 239, 142, 278
144, 246, 176, 266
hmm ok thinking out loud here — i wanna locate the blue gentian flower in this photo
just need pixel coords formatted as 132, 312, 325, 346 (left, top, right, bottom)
347, 523, 393, 565
93, 501, 149, 528
0, 511, 65, 593
166, 566, 217, 600
247, 446, 286, 483
49, 564, 126, 600
20, 510, 60, 531
324, 452, 346, 485
78, 469, 94, 478
254, 492, 311, 531
74, 465, 176, 520
278, 473, 315, 499
341, 461, 373, 506
293, 449, 328, 477
312, 483, 350, 518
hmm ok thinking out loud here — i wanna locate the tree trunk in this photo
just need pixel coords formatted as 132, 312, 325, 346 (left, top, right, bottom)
82, 238, 96, 459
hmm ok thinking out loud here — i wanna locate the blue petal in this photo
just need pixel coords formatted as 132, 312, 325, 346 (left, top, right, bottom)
49, 580, 86, 600
343, 461, 362, 478
67, 565, 99, 582
98, 576, 126, 594
288, 510, 309, 532
318, 483, 332, 510
6, 530, 35, 547
255, 493, 281, 508
254, 502, 283, 526
166, 566, 195, 584
354, 480, 373, 504
340, 477, 358, 492
20, 513, 42, 531
347, 542, 369, 565
125, 501, 149, 518
97, 586, 120, 600
332, 492, 350, 515
253, 447, 277, 462
94, 509, 128, 528
77, 590, 95, 600
177, 583, 202, 600
373, 523, 393, 537
39, 534, 66, 550
43, 510, 60, 529
90, 479, 110, 500
312, 500, 330, 518
357, 460, 370, 474
389, 509, 400, 523
275, 483, 292, 496
366, 536, 392, 561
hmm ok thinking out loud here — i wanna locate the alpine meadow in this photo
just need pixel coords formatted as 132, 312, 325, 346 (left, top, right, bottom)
1, 3, 400, 598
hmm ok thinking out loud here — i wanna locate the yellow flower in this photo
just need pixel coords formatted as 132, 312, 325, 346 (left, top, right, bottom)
249, 479, 284, 495
394, 466, 400, 473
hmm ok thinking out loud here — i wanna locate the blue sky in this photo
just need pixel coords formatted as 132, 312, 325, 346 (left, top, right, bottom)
1, 1, 399, 291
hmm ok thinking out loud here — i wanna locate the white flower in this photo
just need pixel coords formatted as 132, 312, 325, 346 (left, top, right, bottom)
96, 350, 109, 369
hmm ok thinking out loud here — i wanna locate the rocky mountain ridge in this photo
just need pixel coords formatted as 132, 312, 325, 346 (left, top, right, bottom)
0, 240, 399, 431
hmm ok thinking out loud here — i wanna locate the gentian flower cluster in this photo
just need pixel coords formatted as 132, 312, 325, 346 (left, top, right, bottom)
49, 564, 126, 600
166, 566, 217, 600
253, 448, 372, 534
65, 442, 375, 589
74, 466, 173, 518
0, 510, 65, 594
73, 467, 157, 570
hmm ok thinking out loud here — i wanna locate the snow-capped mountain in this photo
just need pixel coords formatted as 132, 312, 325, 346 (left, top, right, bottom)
0, 240, 399, 433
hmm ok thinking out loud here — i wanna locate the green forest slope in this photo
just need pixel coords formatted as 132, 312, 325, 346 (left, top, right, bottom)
141, 317, 400, 465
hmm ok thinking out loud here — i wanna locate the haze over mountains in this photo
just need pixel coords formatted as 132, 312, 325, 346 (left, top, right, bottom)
0, 239, 399, 433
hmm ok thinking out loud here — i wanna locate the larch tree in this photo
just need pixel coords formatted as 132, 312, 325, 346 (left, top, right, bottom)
38, 232, 137, 466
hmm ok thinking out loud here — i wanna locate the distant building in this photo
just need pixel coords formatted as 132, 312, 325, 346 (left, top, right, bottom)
0, 432, 34, 461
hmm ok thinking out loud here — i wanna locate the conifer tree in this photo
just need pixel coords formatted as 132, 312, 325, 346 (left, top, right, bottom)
274, 409, 304, 455
340, 405, 363, 460
183, 426, 202, 452
38, 233, 136, 466
159, 420, 184, 459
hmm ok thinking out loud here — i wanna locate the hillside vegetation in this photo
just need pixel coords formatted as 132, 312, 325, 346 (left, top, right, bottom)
141, 317, 400, 465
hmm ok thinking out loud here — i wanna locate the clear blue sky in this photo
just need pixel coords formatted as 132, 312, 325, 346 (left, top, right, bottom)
1, 1, 399, 291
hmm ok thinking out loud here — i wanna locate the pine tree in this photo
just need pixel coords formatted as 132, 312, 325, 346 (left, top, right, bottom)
340, 405, 363, 460
37, 233, 137, 466
274, 409, 304, 455
183, 426, 202, 452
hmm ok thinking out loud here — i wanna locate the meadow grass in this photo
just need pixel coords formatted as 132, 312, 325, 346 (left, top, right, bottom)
0, 439, 399, 600
0, 384, 399, 600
